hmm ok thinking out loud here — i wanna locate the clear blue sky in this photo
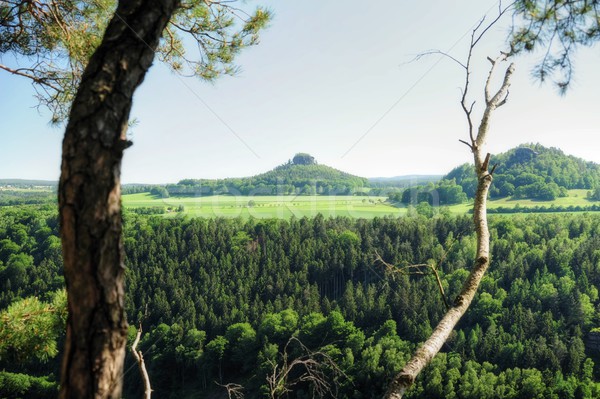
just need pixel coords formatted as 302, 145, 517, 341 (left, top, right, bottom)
1, 1, 599, 183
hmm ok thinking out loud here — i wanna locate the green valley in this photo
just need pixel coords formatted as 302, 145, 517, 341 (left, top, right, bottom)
121, 188, 600, 218
3, 144, 600, 398
3, 1, 600, 398
4, 146, 600, 217
2, 207, 600, 398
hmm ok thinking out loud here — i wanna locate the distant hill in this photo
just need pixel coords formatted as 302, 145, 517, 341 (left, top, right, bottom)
167, 154, 369, 196
445, 144, 600, 200
368, 175, 443, 188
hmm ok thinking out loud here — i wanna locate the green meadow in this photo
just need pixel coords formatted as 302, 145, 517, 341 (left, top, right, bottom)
487, 189, 592, 207
442, 189, 597, 213
122, 193, 406, 218
119, 189, 600, 219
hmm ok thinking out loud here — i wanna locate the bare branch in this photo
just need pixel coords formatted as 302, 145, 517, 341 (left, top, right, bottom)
375, 249, 452, 311
458, 139, 473, 150
472, 1, 516, 48
490, 163, 498, 176
216, 382, 245, 399
431, 267, 450, 311
266, 336, 345, 399
481, 153, 491, 172
407, 50, 467, 70
475, 61, 515, 168
0, 63, 63, 92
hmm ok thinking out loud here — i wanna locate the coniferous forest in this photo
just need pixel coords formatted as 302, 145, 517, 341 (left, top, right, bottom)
2, 205, 600, 398
3, 0, 600, 397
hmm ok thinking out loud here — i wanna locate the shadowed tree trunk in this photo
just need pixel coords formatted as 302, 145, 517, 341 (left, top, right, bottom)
58, 1, 179, 398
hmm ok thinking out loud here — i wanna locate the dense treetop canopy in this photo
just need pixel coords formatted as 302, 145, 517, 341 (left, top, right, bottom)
1, 207, 600, 397
445, 144, 600, 200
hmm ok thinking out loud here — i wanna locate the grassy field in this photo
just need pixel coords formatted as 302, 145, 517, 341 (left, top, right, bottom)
2, 186, 596, 217
445, 189, 597, 212
117, 189, 600, 219
123, 193, 406, 218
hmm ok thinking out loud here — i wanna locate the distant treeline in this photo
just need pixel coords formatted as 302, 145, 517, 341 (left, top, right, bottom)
387, 179, 468, 205
0, 190, 56, 206
368, 175, 443, 189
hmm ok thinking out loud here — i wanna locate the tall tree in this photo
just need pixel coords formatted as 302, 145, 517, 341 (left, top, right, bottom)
2, 1, 269, 398
384, 1, 600, 395
57, 2, 182, 397
383, 5, 515, 397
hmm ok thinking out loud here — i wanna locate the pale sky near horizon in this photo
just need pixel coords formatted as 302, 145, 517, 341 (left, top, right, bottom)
1, 1, 599, 184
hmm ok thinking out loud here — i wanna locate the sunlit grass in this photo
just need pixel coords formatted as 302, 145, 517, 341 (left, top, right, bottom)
122, 189, 599, 219
445, 189, 597, 213
123, 193, 405, 219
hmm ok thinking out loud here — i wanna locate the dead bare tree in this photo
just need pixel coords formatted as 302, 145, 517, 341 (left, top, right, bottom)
383, 6, 515, 399
216, 382, 245, 399
375, 247, 454, 311
131, 323, 152, 399
266, 337, 344, 399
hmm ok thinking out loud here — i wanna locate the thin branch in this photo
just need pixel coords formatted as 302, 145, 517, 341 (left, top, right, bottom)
375, 252, 450, 310
459, 139, 473, 150
0, 63, 63, 92
406, 50, 467, 70
216, 382, 245, 399
472, 1, 516, 48
490, 163, 498, 176
431, 267, 450, 310
266, 336, 345, 399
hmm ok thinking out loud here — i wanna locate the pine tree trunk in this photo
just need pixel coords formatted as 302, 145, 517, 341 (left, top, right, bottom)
58, 1, 179, 397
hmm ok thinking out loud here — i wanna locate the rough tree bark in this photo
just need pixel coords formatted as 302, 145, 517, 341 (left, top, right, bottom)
383, 21, 515, 399
58, 1, 180, 398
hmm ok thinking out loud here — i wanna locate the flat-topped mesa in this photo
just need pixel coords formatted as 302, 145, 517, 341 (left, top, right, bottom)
292, 153, 316, 166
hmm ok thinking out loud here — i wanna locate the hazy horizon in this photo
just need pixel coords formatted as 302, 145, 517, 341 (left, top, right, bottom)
2, 1, 599, 184
0, 141, 596, 185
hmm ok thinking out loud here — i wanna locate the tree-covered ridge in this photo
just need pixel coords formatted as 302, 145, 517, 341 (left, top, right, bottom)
445, 144, 600, 200
2, 207, 600, 397
167, 154, 369, 196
